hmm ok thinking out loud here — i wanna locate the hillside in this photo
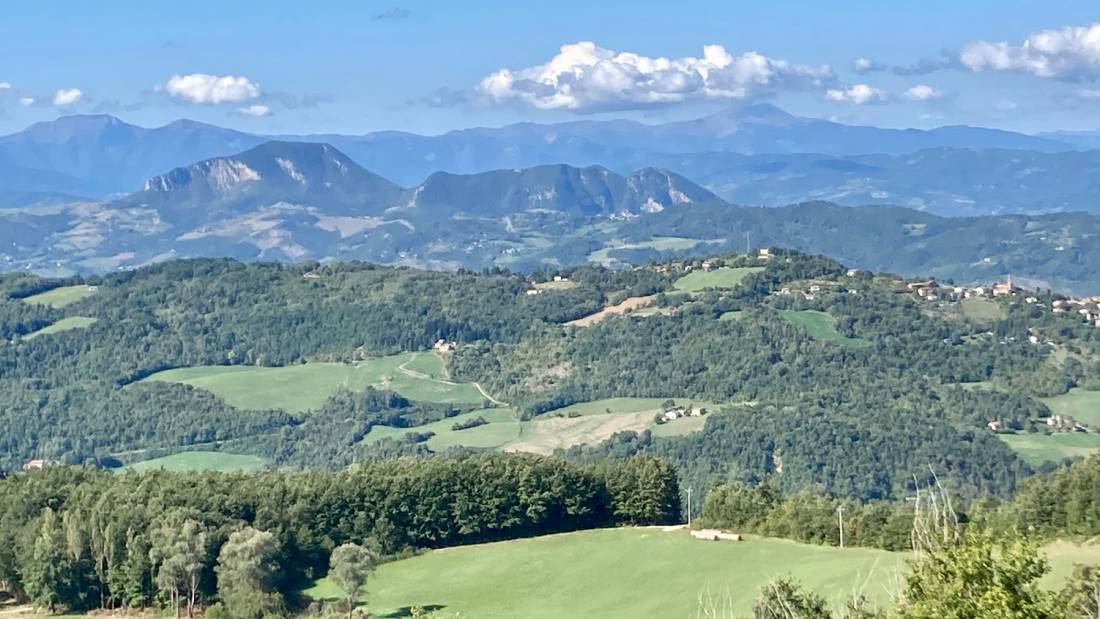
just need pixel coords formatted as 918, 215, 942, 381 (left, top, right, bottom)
3, 251, 1099, 500
6, 141, 1100, 291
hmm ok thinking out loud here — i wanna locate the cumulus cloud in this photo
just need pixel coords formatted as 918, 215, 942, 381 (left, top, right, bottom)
961, 23, 1100, 80
18, 97, 34, 106
164, 73, 261, 104
904, 84, 941, 101
236, 104, 271, 117
851, 57, 886, 74
53, 88, 83, 106
476, 41, 833, 111
892, 53, 956, 76
825, 83, 886, 105
0, 81, 10, 90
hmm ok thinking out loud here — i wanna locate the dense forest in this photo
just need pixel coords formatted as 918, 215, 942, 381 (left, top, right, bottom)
0, 251, 1094, 503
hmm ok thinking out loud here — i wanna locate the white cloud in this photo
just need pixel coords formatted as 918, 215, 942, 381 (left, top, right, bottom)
825, 83, 885, 105
164, 73, 261, 104
0, 81, 10, 90
236, 104, 271, 117
904, 84, 941, 101
851, 57, 886, 74
961, 23, 1100, 80
1079, 88, 1100, 98
18, 97, 34, 106
476, 41, 833, 111
53, 88, 83, 106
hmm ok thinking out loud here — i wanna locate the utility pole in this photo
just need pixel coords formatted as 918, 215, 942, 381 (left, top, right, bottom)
686, 487, 693, 527
745, 231, 751, 255
837, 504, 845, 548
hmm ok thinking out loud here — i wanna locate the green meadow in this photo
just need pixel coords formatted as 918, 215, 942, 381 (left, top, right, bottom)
123, 451, 269, 473
360, 397, 715, 454
21, 285, 97, 308
303, 528, 1100, 619
1042, 388, 1100, 427
141, 352, 486, 413
780, 310, 870, 347
23, 316, 97, 340
960, 297, 1006, 322
999, 431, 1100, 466
674, 266, 764, 292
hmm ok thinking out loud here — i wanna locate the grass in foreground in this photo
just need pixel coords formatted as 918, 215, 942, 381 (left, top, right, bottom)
780, 310, 870, 348
123, 451, 268, 473
141, 353, 486, 412
674, 267, 764, 292
303, 528, 1100, 619
23, 316, 97, 340
20, 285, 96, 308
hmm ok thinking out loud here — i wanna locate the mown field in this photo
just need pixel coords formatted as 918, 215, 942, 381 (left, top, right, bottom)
303, 528, 1100, 619
141, 352, 486, 412
359, 397, 715, 454
780, 310, 870, 347
1043, 388, 1100, 427
674, 266, 764, 292
20, 284, 97, 308
999, 432, 1100, 466
122, 451, 269, 473
23, 316, 97, 340
960, 297, 1006, 321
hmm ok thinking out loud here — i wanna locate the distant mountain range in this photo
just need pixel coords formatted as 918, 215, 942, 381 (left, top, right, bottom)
3, 139, 1100, 293
3, 105, 1098, 216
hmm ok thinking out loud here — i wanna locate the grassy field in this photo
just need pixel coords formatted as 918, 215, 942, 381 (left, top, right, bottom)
302, 528, 1100, 619
362, 408, 522, 451
999, 432, 1100, 466
719, 310, 744, 321
587, 236, 716, 266
1042, 389, 1100, 427
141, 353, 486, 412
23, 316, 97, 340
123, 451, 268, 473
961, 297, 1006, 321
674, 267, 764, 292
566, 295, 655, 327
360, 397, 714, 454
20, 285, 96, 308
780, 310, 870, 347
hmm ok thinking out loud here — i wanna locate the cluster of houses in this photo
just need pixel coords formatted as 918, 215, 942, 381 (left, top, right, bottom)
657, 405, 707, 423
988, 414, 1089, 434
907, 277, 1019, 302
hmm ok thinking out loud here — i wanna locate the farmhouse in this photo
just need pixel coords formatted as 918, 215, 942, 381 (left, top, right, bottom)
433, 339, 457, 353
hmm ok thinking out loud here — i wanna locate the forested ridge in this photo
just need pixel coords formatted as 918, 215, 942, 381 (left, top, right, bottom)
0, 251, 1096, 501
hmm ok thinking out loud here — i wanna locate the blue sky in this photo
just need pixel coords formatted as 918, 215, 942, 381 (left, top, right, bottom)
2, 0, 1100, 135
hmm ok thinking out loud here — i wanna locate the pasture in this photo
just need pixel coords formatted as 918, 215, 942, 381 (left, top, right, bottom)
141, 353, 487, 412
1042, 388, 1100, 427
999, 432, 1100, 466
360, 397, 714, 454
674, 266, 764, 292
961, 297, 1006, 322
780, 310, 870, 347
123, 451, 268, 473
23, 316, 97, 340
303, 528, 1100, 619
21, 285, 96, 308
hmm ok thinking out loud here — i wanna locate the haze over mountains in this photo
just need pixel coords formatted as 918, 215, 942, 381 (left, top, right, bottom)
3, 104, 1097, 216
3, 105, 1100, 291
